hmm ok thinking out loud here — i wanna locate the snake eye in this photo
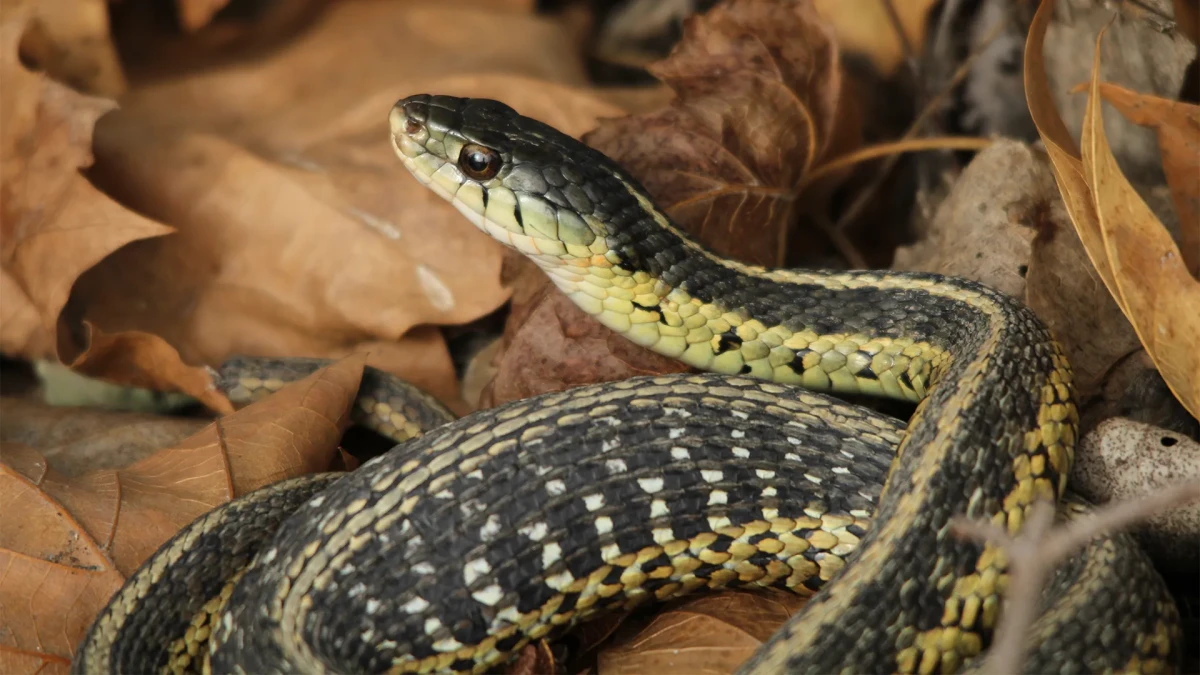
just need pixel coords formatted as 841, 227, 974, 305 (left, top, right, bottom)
459, 144, 502, 181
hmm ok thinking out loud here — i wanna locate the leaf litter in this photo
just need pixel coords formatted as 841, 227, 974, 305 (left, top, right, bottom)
0, 355, 365, 667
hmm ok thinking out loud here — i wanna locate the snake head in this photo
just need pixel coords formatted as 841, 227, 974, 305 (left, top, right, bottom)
390, 94, 630, 264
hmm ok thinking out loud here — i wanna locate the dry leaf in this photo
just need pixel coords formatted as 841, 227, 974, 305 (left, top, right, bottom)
1090, 82, 1200, 276
585, 0, 851, 267
1026, 0, 1200, 418
0, 398, 206, 476
0, 355, 365, 666
0, 6, 170, 360
60, 321, 233, 413
1080, 25, 1200, 419
597, 591, 807, 675
506, 639, 556, 675
64, 1, 625, 408
0, 443, 124, 675
813, 0, 938, 76
16, 0, 126, 95
1173, 0, 1199, 44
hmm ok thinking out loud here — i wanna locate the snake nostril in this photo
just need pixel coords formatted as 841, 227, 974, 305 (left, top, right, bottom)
404, 118, 422, 135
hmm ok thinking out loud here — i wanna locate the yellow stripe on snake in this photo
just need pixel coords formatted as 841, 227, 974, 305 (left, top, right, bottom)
73, 95, 1181, 674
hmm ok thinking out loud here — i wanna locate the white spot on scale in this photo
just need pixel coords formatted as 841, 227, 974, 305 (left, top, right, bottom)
832, 466, 850, 475
464, 557, 492, 585
416, 265, 455, 312
542, 542, 562, 567
650, 499, 670, 518
348, 582, 366, 598
545, 569, 575, 591
479, 514, 502, 542
472, 584, 505, 606
402, 596, 430, 613
605, 458, 627, 474
787, 437, 802, 446
413, 562, 436, 575
761, 486, 777, 497
434, 489, 454, 499
519, 521, 548, 541
652, 527, 675, 544
433, 636, 464, 652
708, 515, 732, 530
731, 429, 745, 439
600, 542, 622, 562
467, 469, 484, 480
732, 447, 750, 458
595, 516, 613, 535
668, 428, 686, 439
424, 617, 444, 636
601, 439, 619, 452
670, 446, 690, 460
637, 477, 664, 493
595, 416, 622, 426
756, 469, 776, 480
535, 465, 554, 476
762, 507, 779, 519
583, 493, 605, 511
731, 410, 749, 419
701, 469, 724, 483
546, 479, 566, 496
308, 495, 326, 508
840, 450, 855, 459
785, 453, 801, 463
708, 490, 728, 505
804, 473, 822, 485
663, 407, 692, 418
261, 548, 278, 564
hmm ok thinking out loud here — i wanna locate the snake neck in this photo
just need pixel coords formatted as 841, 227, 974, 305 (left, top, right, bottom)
537, 197, 1080, 672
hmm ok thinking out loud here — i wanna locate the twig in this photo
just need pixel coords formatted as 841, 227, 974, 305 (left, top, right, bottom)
950, 479, 1200, 674
828, 15, 1011, 241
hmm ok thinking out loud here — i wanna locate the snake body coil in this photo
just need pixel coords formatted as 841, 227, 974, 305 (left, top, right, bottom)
74, 96, 1181, 674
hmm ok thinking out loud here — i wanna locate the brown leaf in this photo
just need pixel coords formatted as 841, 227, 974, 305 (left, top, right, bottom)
1026, 0, 1200, 418
0, 356, 365, 665
505, 639, 556, 675
1080, 26, 1200, 418
16, 0, 126, 95
1174, 0, 1199, 45
1090, 82, 1200, 277
60, 321, 233, 413
67, 1, 625, 408
0, 443, 124, 670
585, 0, 848, 267
812, 0, 938, 76
0, 6, 170, 360
1024, 0, 1120, 297
0, 398, 206, 476
596, 591, 807, 675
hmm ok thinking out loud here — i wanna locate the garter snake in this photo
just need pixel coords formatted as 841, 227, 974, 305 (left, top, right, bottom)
73, 96, 1182, 674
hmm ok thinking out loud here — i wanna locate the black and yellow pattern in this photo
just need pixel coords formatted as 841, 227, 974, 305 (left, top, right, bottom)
72, 96, 1182, 675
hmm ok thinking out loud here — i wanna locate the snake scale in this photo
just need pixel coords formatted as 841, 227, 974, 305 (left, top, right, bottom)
73, 95, 1182, 674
